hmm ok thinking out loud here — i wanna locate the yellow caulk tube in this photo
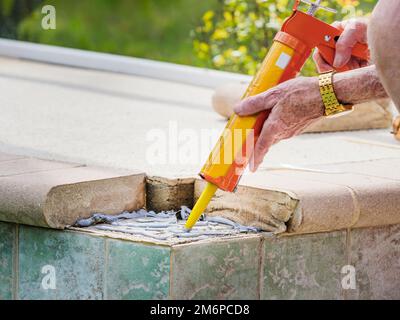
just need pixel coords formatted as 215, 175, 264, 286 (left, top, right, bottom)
185, 37, 304, 231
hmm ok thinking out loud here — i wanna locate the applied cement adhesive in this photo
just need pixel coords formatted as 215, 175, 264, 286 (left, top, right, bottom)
74, 206, 261, 242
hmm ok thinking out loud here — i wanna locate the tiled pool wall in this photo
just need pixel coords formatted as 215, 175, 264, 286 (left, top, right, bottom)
1, 221, 399, 300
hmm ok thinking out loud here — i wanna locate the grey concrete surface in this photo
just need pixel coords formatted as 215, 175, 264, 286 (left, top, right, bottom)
0, 57, 399, 179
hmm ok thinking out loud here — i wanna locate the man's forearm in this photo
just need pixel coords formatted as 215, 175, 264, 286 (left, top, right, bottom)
333, 65, 388, 105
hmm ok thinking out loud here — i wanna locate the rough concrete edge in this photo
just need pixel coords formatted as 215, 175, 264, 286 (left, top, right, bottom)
70, 172, 398, 243
43, 173, 146, 229
146, 176, 195, 212
145, 176, 303, 235
194, 178, 300, 234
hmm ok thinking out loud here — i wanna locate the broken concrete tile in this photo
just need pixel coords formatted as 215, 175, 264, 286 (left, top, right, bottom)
0, 157, 81, 177
106, 240, 170, 300
195, 179, 298, 233
0, 165, 146, 229
348, 225, 400, 300
269, 170, 400, 230
147, 176, 194, 212
0, 222, 16, 300
0, 152, 26, 162
18, 226, 105, 300
170, 236, 261, 299
200, 172, 357, 234
262, 231, 347, 300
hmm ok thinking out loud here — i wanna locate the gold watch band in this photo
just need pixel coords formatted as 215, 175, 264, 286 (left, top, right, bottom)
319, 71, 353, 117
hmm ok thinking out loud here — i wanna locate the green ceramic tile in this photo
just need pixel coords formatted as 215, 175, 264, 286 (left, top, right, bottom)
263, 231, 346, 300
171, 236, 261, 300
18, 226, 105, 300
105, 239, 170, 300
348, 225, 400, 300
0, 222, 16, 300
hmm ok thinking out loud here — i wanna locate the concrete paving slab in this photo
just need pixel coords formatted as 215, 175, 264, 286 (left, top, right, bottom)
1, 56, 400, 236
0, 160, 146, 229
0, 157, 82, 177
269, 169, 400, 230
0, 57, 400, 179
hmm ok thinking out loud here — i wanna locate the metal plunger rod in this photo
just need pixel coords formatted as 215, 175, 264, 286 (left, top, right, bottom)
307, 0, 322, 15
301, 0, 337, 16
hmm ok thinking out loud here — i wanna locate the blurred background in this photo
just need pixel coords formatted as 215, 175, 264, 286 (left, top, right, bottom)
0, 0, 377, 76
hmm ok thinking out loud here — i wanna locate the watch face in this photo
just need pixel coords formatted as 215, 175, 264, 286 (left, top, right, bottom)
325, 109, 353, 119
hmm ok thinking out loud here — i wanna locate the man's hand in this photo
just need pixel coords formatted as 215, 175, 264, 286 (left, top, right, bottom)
234, 76, 324, 172
313, 18, 370, 72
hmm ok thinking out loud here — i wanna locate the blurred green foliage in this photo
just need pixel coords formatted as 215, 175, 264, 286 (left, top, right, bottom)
0, 0, 41, 38
3, 0, 218, 67
0, 0, 377, 74
194, 0, 377, 75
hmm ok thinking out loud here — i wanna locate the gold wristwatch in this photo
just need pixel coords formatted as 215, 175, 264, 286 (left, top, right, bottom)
319, 71, 353, 118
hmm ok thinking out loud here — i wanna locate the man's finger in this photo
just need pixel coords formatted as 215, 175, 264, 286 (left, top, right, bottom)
332, 20, 347, 31
234, 87, 281, 116
334, 19, 368, 68
250, 119, 277, 172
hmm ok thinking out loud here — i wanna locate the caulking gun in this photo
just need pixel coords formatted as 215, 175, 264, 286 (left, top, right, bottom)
185, 0, 370, 230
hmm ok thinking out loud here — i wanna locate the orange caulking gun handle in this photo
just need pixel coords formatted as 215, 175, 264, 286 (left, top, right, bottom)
282, 10, 370, 72
317, 36, 369, 72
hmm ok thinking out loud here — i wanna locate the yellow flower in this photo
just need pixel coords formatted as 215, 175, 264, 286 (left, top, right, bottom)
199, 42, 209, 53
223, 11, 233, 22
203, 10, 215, 22
204, 21, 213, 33
212, 28, 229, 40
238, 46, 247, 54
